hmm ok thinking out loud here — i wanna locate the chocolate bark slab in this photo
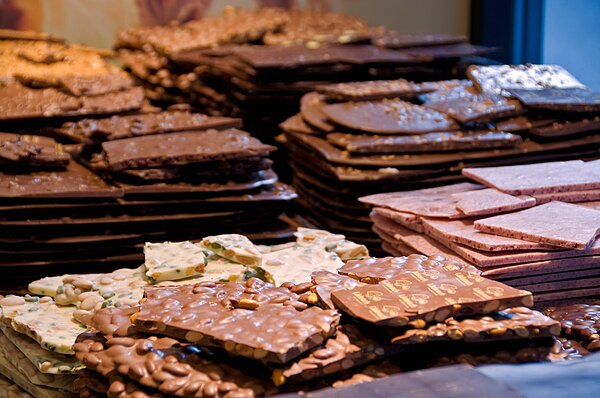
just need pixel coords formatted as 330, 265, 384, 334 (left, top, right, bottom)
474, 201, 600, 250
371, 208, 423, 233
545, 304, 600, 351
55, 111, 242, 144
300, 93, 337, 133
391, 307, 560, 344
424, 94, 524, 124
422, 218, 553, 252
331, 269, 533, 326
102, 129, 276, 171
322, 99, 458, 134
528, 116, 600, 138
467, 64, 585, 96
373, 32, 466, 49
451, 189, 536, 217
462, 160, 600, 195
508, 87, 600, 112
532, 189, 600, 204
315, 79, 439, 102
135, 279, 340, 364
279, 114, 318, 135
0, 162, 121, 198
0, 133, 69, 168
310, 271, 365, 310
326, 130, 522, 154
57, 72, 133, 97
418, 80, 477, 104
403, 43, 495, 60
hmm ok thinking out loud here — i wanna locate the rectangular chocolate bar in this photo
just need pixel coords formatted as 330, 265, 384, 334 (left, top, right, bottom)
102, 129, 276, 171
331, 269, 533, 326
134, 279, 340, 363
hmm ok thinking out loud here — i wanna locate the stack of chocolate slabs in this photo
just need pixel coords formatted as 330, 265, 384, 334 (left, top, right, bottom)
116, 7, 493, 140
280, 64, 600, 246
361, 159, 600, 307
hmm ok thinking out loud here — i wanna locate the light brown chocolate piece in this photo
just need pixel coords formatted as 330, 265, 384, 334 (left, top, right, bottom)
392, 307, 560, 344
73, 306, 139, 339
300, 93, 336, 133
451, 189, 536, 216
331, 269, 533, 326
0, 133, 69, 168
550, 337, 591, 361
134, 279, 340, 363
58, 73, 133, 96
474, 201, 600, 250
331, 361, 402, 388
310, 271, 365, 309
462, 160, 600, 195
322, 99, 459, 134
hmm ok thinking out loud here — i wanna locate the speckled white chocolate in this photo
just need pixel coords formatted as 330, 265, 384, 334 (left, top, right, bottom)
156, 253, 249, 286
0, 296, 87, 355
144, 241, 207, 283
0, 330, 78, 392
263, 244, 344, 285
0, 323, 82, 375
200, 234, 263, 267
294, 227, 369, 260
0, 348, 74, 398
28, 275, 70, 298
0, 373, 33, 398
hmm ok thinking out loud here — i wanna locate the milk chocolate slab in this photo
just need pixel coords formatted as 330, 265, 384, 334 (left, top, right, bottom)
392, 307, 560, 344
494, 116, 555, 132
102, 129, 275, 171
425, 94, 524, 124
371, 208, 423, 233
0, 162, 121, 198
55, 111, 242, 144
310, 271, 365, 309
300, 93, 337, 133
57, 73, 133, 97
474, 202, 600, 250
279, 114, 318, 135
322, 99, 458, 134
0, 133, 69, 168
422, 218, 552, 252
545, 304, 600, 351
326, 130, 522, 154
532, 189, 600, 204
360, 182, 482, 218
508, 87, 600, 112
451, 189, 536, 216
74, 334, 274, 397
331, 269, 533, 326
528, 116, 600, 138
338, 254, 479, 284
373, 31, 466, 49
467, 64, 586, 96
135, 279, 340, 363
462, 160, 600, 195
315, 79, 439, 102
0, 83, 144, 121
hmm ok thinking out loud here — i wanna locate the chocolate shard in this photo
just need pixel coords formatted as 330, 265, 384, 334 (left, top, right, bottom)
0, 133, 70, 168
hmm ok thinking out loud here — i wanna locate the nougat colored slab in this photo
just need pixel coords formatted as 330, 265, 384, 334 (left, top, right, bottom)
462, 160, 600, 195
451, 188, 536, 216
331, 269, 533, 326
144, 241, 206, 283
200, 234, 263, 268
371, 207, 423, 233
134, 279, 340, 363
532, 189, 600, 205
474, 201, 600, 250
322, 99, 459, 134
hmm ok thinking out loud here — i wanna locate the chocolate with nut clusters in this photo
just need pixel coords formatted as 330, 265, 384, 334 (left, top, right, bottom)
544, 304, 600, 351
338, 254, 480, 284
391, 307, 560, 344
331, 269, 533, 326
101, 129, 276, 171
134, 278, 341, 363
0, 133, 69, 168
54, 111, 242, 144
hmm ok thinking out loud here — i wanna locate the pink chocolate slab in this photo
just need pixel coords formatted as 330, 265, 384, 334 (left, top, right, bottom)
507, 267, 600, 287
474, 201, 600, 250
533, 189, 600, 205
535, 287, 600, 302
483, 255, 600, 278
360, 182, 483, 218
521, 276, 600, 294
462, 160, 600, 195
451, 188, 536, 216
421, 218, 553, 252
371, 207, 423, 233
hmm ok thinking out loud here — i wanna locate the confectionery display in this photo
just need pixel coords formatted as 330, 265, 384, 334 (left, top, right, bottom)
1, 5, 600, 397
280, 64, 600, 245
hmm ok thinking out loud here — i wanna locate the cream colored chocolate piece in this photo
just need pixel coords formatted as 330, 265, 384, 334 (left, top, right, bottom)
0, 373, 32, 398
294, 227, 369, 260
0, 323, 82, 374
144, 241, 207, 283
0, 331, 78, 392
200, 234, 263, 267
28, 275, 68, 297
0, 296, 87, 355
263, 244, 344, 285
156, 253, 250, 286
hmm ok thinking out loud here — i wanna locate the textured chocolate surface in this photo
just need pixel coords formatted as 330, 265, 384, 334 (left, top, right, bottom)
316, 79, 439, 102
322, 99, 458, 134
58, 72, 133, 96
102, 129, 276, 171
331, 269, 533, 326
425, 94, 523, 124
451, 189, 535, 217
545, 304, 600, 352
55, 111, 242, 144
0, 133, 69, 168
310, 271, 365, 309
135, 279, 340, 363
509, 87, 600, 112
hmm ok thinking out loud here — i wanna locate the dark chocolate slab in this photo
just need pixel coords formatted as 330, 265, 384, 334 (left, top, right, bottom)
0, 132, 70, 168
315, 79, 439, 102
425, 94, 524, 124
509, 87, 600, 112
373, 31, 466, 49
